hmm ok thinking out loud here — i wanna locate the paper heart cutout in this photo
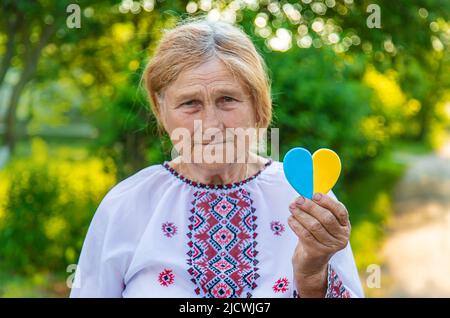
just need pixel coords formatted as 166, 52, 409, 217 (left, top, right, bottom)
312, 148, 341, 195
283, 147, 313, 199
283, 147, 341, 199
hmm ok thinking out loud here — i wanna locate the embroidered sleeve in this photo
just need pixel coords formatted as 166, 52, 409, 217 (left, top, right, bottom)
325, 264, 351, 298
292, 264, 351, 298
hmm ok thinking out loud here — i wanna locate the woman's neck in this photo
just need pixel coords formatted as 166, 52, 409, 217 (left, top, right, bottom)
170, 153, 268, 185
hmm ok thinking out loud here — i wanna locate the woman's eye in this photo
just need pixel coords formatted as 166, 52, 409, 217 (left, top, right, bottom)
220, 96, 237, 103
181, 100, 199, 107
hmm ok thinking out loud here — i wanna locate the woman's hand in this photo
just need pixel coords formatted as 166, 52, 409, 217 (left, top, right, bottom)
287, 193, 351, 297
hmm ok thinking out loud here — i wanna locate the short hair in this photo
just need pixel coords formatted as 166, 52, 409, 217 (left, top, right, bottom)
142, 17, 272, 129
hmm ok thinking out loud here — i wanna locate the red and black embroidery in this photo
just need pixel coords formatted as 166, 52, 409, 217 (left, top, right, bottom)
162, 160, 272, 190
325, 266, 351, 298
187, 188, 259, 298
272, 277, 289, 293
270, 221, 285, 236
162, 222, 178, 238
158, 269, 175, 287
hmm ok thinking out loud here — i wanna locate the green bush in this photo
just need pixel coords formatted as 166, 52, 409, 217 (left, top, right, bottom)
0, 138, 116, 275
262, 47, 374, 174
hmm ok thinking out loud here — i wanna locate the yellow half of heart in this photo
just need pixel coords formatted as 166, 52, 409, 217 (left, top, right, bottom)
312, 148, 341, 194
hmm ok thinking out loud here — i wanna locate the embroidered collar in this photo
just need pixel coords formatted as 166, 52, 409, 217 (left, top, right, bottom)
162, 159, 273, 190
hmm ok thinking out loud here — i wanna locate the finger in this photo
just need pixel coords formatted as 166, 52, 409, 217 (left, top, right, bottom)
289, 205, 336, 249
293, 196, 343, 238
312, 193, 349, 226
287, 215, 322, 247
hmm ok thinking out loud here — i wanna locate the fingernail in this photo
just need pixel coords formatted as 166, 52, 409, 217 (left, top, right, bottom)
313, 193, 322, 201
295, 196, 305, 205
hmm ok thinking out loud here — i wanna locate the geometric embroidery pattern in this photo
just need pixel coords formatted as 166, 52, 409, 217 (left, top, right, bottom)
187, 188, 259, 298
272, 277, 289, 293
270, 221, 285, 236
158, 268, 175, 287
325, 266, 351, 298
161, 222, 178, 238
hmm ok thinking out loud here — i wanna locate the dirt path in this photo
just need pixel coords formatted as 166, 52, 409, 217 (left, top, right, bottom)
380, 138, 450, 297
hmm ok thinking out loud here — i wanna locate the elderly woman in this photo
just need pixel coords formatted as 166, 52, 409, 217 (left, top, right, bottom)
70, 19, 363, 298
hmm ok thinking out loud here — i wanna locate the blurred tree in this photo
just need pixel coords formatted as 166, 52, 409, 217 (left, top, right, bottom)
0, 1, 63, 152
0, 0, 124, 153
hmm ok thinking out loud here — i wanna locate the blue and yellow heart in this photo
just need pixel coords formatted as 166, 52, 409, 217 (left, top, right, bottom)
283, 147, 341, 199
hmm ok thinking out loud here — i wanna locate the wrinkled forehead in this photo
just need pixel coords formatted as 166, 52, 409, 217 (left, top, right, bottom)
178, 59, 234, 80
159, 58, 248, 100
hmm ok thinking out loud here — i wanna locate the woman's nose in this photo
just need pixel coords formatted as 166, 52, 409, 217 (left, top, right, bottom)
201, 104, 222, 130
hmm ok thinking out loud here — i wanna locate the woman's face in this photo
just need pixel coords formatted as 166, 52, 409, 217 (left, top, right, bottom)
159, 58, 257, 167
